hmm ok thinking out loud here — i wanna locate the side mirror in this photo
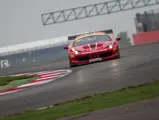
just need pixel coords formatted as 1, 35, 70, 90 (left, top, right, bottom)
116, 37, 121, 41
64, 46, 68, 49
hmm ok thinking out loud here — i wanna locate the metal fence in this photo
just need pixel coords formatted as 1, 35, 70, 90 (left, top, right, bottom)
41, 0, 159, 25
135, 9, 159, 32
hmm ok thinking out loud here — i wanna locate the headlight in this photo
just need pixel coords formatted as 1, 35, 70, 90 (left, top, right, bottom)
74, 51, 79, 54
72, 48, 79, 54
109, 45, 113, 49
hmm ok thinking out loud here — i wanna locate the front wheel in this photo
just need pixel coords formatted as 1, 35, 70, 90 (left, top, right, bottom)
117, 50, 120, 58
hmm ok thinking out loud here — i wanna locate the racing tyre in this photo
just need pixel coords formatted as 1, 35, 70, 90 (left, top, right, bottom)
116, 46, 120, 58
117, 50, 120, 58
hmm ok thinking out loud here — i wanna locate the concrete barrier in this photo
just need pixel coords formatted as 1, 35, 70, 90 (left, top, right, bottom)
0, 36, 68, 56
0, 45, 69, 75
0, 36, 69, 75
132, 30, 159, 45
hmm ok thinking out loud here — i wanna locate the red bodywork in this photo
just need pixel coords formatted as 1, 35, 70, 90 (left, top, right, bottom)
64, 33, 120, 67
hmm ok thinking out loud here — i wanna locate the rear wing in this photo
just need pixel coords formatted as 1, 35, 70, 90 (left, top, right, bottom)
68, 29, 113, 41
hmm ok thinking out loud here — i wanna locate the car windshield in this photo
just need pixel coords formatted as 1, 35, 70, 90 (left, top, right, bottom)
73, 35, 111, 47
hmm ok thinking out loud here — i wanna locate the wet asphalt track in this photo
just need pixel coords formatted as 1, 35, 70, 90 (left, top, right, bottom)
0, 42, 159, 117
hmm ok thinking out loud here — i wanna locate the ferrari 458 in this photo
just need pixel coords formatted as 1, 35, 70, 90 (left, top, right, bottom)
64, 32, 121, 67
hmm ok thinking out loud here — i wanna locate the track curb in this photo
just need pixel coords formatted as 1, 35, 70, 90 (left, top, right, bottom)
0, 69, 72, 95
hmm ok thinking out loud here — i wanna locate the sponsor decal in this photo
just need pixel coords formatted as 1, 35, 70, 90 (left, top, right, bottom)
0, 60, 10, 68
89, 58, 101, 62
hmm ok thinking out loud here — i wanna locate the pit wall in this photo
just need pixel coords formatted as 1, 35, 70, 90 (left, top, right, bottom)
132, 30, 159, 45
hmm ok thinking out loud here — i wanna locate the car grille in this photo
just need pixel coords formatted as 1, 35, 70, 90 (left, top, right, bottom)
91, 54, 98, 59
76, 52, 113, 61
99, 52, 112, 58
76, 56, 89, 61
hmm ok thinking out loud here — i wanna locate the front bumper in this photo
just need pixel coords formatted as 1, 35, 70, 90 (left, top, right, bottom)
69, 47, 119, 65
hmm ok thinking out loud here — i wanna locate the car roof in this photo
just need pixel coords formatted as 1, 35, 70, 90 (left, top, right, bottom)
75, 32, 107, 41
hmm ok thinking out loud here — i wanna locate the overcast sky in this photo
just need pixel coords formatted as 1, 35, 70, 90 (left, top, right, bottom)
0, 0, 159, 47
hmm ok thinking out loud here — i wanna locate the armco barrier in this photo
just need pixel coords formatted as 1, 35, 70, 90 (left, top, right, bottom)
132, 30, 159, 45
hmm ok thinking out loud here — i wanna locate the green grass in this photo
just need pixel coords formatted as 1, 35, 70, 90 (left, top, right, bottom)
1, 81, 159, 120
0, 76, 39, 91
0, 75, 39, 91
0, 75, 38, 86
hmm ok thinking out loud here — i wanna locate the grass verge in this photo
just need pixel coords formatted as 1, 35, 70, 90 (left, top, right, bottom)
1, 81, 159, 120
0, 75, 38, 86
0, 75, 39, 91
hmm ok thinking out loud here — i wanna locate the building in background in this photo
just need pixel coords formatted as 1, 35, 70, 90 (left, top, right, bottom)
135, 9, 159, 33
132, 9, 159, 45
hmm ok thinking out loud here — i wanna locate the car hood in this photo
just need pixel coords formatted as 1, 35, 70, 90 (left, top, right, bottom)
73, 41, 113, 52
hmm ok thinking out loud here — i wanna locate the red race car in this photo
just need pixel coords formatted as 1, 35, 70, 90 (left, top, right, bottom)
64, 31, 121, 67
